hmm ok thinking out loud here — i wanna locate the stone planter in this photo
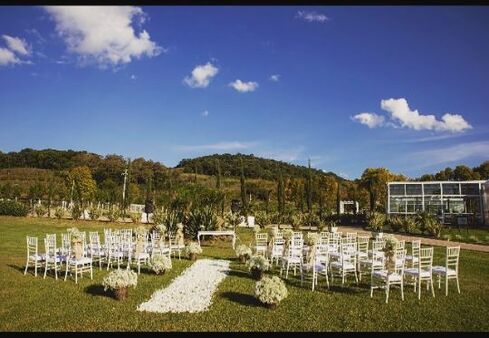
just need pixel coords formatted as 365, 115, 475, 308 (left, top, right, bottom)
373, 231, 383, 239
329, 227, 338, 233
265, 302, 278, 310
189, 253, 197, 261
250, 268, 263, 280
114, 287, 128, 301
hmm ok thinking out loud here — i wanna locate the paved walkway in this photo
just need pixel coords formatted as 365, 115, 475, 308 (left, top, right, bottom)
337, 225, 489, 253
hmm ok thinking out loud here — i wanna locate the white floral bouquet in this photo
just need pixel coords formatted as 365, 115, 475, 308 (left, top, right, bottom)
149, 255, 172, 274
156, 224, 167, 235
246, 255, 270, 272
135, 225, 148, 237
382, 235, 399, 273
282, 229, 294, 240
305, 232, 319, 246
235, 244, 252, 258
255, 275, 288, 305
253, 224, 261, 233
185, 242, 203, 255
268, 226, 279, 238
176, 223, 184, 231
67, 227, 82, 244
102, 269, 138, 291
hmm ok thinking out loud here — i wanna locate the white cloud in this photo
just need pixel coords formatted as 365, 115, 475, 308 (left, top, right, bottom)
0, 47, 21, 66
2, 35, 30, 55
183, 62, 219, 88
229, 79, 258, 93
175, 141, 258, 152
296, 10, 329, 23
407, 141, 489, 168
131, 74, 136, 80
269, 74, 280, 82
43, 6, 162, 67
381, 98, 472, 133
352, 112, 385, 128
201, 110, 209, 117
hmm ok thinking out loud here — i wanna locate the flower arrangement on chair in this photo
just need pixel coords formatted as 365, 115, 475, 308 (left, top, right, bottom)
134, 225, 148, 256
102, 269, 138, 300
235, 244, 252, 263
149, 255, 172, 275
283, 229, 294, 251
175, 223, 185, 247
383, 235, 399, 274
185, 242, 203, 261
246, 254, 270, 280
305, 232, 319, 265
68, 227, 83, 259
255, 275, 288, 309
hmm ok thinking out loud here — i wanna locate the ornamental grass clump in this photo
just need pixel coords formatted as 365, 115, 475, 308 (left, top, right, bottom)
247, 255, 270, 280
235, 244, 252, 263
102, 269, 138, 300
185, 242, 203, 261
149, 255, 172, 275
255, 275, 288, 309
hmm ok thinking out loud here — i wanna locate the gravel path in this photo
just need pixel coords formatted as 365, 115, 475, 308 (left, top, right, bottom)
137, 259, 230, 313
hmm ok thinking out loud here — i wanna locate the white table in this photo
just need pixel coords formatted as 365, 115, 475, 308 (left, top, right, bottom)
197, 230, 236, 249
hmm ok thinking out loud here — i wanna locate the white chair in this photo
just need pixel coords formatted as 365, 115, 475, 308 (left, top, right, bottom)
254, 233, 268, 257
151, 234, 171, 258
43, 235, 63, 280
432, 246, 461, 296
346, 232, 357, 242
404, 247, 435, 299
106, 234, 124, 270
301, 243, 329, 291
89, 231, 106, 270
133, 235, 150, 274
269, 238, 285, 266
64, 241, 93, 284
330, 242, 358, 286
169, 233, 184, 260
60, 233, 71, 257
370, 249, 406, 303
24, 236, 44, 277
280, 237, 303, 279
405, 240, 421, 269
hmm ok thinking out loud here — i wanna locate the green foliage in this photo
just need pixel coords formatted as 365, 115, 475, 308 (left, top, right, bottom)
105, 207, 120, 222
34, 204, 47, 218
129, 212, 141, 224
387, 215, 404, 232
88, 207, 102, 221
185, 206, 218, 239
367, 212, 385, 232
419, 212, 444, 238
54, 207, 64, 220
402, 216, 419, 234
70, 204, 82, 220
152, 207, 184, 234
254, 210, 271, 227
0, 200, 28, 216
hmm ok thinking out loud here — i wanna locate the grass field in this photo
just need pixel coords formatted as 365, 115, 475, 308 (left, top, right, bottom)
1, 216, 489, 331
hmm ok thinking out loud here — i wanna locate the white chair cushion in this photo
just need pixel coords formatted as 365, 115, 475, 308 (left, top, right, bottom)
29, 254, 45, 261
135, 252, 150, 259
405, 255, 419, 262
69, 257, 92, 265
432, 266, 457, 276
330, 261, 355, 270
404, 268, 431, 278
373, 270, 402, 282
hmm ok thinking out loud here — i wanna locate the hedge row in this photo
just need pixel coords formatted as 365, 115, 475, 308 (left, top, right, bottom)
0, 200, 29, 217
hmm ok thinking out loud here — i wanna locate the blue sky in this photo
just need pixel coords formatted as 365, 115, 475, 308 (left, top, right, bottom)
0, 6, 488, 179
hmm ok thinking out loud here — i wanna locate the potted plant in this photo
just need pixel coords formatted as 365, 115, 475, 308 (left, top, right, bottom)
68, 227, 84, 260
149, 255, 172, 275
255, 275, 288, 309
102, 269, 138, 300
368, 212, 385, 239
246, 255, 270, 280
185, 242, 203, 261
328, 220, 338, 233
235, 244, 252, 263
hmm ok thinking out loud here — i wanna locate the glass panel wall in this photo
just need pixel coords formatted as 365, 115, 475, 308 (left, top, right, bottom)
461, 183, 480, 195
389, 184, 405, 196
406, 184, 422, 195
424, 184, 441, 195
424, 196, 442, 214
442, 183, 460, 195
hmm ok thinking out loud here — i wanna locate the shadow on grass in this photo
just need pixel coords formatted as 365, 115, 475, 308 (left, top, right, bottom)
226, 269, 251, 279
8, 264, 27, 274
84, 284, 113, 298
220, 291, 261, 307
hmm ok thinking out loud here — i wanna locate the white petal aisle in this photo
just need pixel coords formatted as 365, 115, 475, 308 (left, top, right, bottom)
137, 259, 230, 313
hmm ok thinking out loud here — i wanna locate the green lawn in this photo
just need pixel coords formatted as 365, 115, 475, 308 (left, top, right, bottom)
1, 216, 489, 331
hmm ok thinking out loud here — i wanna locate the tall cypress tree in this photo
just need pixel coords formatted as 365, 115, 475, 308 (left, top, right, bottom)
306, 158, 313, 213
240, 158, 247, 216
277, 167, 284, 215
336, 180, 341, 216
216, 159, 224, 215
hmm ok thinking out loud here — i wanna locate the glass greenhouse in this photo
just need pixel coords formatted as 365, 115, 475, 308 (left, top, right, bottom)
387, 180, 489, 225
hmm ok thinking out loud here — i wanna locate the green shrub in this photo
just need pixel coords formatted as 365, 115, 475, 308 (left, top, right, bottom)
71, 204, 82, 220
0, 200, 29, 216
367, 212, 385, 232
129, 212, 141, 224
387, 215, 404, 233
402, 217, 419, 234
54, 207, 64, 220
185, 206, 217, 239
468, 235, 479, 243
254, 210, 271, 227
34, 204, 47, 218
88, 207, 102, 221
422, 213, 444, 238
441, 234, 451, 241
454, 234, 463, 242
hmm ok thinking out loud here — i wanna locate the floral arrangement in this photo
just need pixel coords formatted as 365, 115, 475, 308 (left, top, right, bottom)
268, 226, 279, 239
156, 224, 167, 235
246, 255, 270, 272
328, 220, 338, 232
149, 255, 173, 274
305, 232, 319, 246
185, 242, 203, 255
67, 227, 83, 244
235, 244, 252, 259
253, 224, 261, 233
382, 235, 399, 273
255, 275, 288, 306
135, 225, 148, 238
102, 269, 138, 291
282, 229, 294, 240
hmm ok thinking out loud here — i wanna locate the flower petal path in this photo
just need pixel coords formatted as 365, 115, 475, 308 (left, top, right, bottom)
137, 259, 230, 313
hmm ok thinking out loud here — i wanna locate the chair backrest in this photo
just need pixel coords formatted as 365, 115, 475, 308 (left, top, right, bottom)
371, 240, 384, 253
411, 240, 421, 257
61, 233, 71, 254
328, 236, 340, 252
275, 231, 283, 239
393, 249, 406, 275
255, 233, 268, 245
419, 247, 433, 273
44, 236, 57, 258
446, 246, 460, 273
26, 236, 38, 255
396, 240, 405, 250
346, 232, 357, 240
357, 236, 369, 253
340, 242, 356, 263
319, 232, 329, 241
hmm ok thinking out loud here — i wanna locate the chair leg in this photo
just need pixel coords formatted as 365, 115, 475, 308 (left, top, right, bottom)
24, 258, 29, 275
438, 274, 441, 289
64, 264, 69, 281
456, 277, 460, 294
385, 283, 389, 303
54, 262, 58, 280
445, 276, 448, 296
418, 278, 421, 300
75, 265, 78, 284
35, 260, 38, 277
90, 263, 93, 280
44, 261, 48, 279
401, 281, 404, 301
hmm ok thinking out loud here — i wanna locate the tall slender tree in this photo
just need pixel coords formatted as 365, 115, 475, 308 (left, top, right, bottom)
216, 159, 224, 215
277, 168, 284, 215
240, 158, 248, 216
306, 158, 313, 213
336, 180, 341, 216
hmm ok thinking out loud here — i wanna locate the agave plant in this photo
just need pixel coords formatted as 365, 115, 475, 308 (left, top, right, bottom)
185, 206, 218, 239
